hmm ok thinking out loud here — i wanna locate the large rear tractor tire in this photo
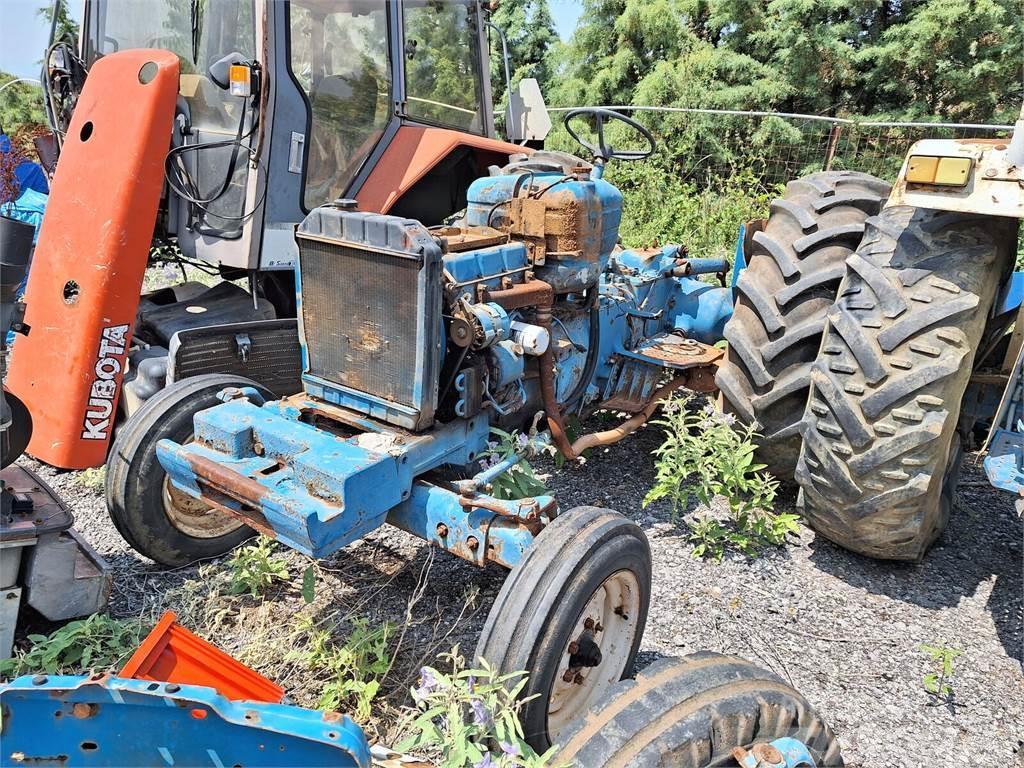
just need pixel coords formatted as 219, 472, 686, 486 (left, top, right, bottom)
795, 207, 1018, 560
717, 171, 890, 478
553, 653, 842, 767
106, 374, 272, 566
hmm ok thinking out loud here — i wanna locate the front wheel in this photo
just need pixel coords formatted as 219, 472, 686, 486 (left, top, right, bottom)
553, 653, 843, 767
106, 374, 272, 566
475, 506, 652, 753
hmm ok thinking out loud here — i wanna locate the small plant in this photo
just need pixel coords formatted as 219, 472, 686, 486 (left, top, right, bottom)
920, 643, 961, 704
227, 537, 289, 597
398, 650, 559, 767
644, 396, 797, 560
0, 613, 146, 678
287, 614, 395, 722
480, 428, 551, 501
75, 466, 106, 493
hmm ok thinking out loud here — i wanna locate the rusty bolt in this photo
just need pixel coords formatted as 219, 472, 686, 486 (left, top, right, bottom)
985, 168, 998, 178
567, 641, 580, 655
561, 669, 575, 683
467, 536, 480, 551
594, 622, 604, 633
573, 672, 585, 685
614, 606, 629, 620
752, 743, 784, 763
583, 617, 595, 630
436, 523, 449, 538
72, 703, 94, 719
252, 441, 265, 456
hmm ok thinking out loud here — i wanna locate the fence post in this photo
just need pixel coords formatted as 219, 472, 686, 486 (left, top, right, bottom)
823, 122, 842, 170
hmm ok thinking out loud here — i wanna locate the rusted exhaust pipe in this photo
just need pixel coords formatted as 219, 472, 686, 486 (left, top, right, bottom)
568, 377, 687, 456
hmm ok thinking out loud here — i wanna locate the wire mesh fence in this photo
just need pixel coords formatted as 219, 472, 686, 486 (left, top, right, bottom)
547, 106, 1015, 187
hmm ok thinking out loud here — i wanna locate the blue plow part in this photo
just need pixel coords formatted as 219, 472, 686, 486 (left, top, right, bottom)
731, 223, 747, 289
0, 674, 370, 767
157, 396, 545, 565
984, 427, 1024, 494
735, 737, 817, 767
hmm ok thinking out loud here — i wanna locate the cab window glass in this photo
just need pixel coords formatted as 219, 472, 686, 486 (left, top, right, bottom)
403, 0, 483, 133
88, 0, 255, 133
289, 1, 392, 209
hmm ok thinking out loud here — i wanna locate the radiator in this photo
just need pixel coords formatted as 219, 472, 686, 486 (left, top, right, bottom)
295, 210, 443, 431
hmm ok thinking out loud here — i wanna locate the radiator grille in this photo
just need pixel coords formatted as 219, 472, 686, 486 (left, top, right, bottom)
299, 238, 421, 408
169, 320, 302, 397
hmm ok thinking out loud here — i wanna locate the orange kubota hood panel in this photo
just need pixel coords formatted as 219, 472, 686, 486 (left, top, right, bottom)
6, 50, 179, 469
356, 126, 528, 214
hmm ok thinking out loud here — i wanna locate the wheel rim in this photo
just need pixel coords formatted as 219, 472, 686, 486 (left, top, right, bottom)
160, 436, 241, 539
547, 569, 642, 740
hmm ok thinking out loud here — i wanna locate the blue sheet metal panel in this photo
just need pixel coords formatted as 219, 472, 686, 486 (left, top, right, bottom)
669, 277, 732, 344
984, 428, 1024, 494
994, 270, 1024, 316
386, 482, 547, 568
0, 675, 370, 768
444, 241, 529, 289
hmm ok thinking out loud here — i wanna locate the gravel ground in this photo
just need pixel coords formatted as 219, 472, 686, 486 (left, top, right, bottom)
16, 415, 1024, 767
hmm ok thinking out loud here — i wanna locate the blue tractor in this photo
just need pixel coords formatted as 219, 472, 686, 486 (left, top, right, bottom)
103, 108, 837, 756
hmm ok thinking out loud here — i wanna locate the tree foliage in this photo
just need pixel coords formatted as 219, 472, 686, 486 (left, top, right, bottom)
0, 73, 46, 137
547, 0, 1023, 124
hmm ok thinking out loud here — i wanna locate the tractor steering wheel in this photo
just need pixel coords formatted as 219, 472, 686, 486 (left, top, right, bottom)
563, 108, 656, 163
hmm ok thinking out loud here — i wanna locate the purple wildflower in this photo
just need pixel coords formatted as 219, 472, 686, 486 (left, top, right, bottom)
474, 754, 497, 768
470, 697, 491, 726
500, 741, 519, 756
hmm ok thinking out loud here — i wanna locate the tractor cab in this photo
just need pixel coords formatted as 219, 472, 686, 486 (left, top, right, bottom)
47, 0, 520, 273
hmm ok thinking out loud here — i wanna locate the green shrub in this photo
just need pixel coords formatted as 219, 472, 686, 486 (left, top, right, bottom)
227, 537, 289, 597
287, 614, 395, 723
645, 396, 797, 560
398, 650, 559, 767
0, 614, 146, 678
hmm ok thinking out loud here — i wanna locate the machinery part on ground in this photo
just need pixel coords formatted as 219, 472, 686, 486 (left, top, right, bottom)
562, 108, 657, 163
717, 171, 890, 478
0, 675, 371, 768
553, 653, 842, 767
106, 374, 270, 567
475, 506, 652, 753
0, 464, 110, 658
5, 50, 181, 470
795, 207, 1018, 560
121, 610, 286, 703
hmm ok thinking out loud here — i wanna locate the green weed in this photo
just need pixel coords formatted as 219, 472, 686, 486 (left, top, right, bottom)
287, 614, 395, 723
920, 643, 962, 704
398, 649, 559, 767
481, 428, 551, 501
227, 537, 289, 597
0, 613, 146, 678
75, 466, 106, 493
645, 396, 797, 560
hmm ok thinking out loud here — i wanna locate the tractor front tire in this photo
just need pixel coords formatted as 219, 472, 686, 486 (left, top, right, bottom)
795, 207, 1018, 560
106, 374, 272, 566
717, 171, 890, 478
475, 506, 651, 754
553, 653, 843, 767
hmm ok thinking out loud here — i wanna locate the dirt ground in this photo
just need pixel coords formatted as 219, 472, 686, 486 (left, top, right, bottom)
17, 415, 1024, 767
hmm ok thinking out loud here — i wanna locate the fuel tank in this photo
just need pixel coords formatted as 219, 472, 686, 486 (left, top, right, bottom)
465, 171, 623, 292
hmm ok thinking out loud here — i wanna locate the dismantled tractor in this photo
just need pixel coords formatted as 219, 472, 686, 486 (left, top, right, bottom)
107, 106, 744, 751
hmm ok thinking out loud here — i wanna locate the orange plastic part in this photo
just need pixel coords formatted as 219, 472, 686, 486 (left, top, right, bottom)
6, 50, 180, 469
121, 611, 285, 704
357, 125, 526, 214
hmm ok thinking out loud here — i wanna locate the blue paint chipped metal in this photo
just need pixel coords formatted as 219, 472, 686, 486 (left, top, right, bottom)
0, 674, 370, 767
